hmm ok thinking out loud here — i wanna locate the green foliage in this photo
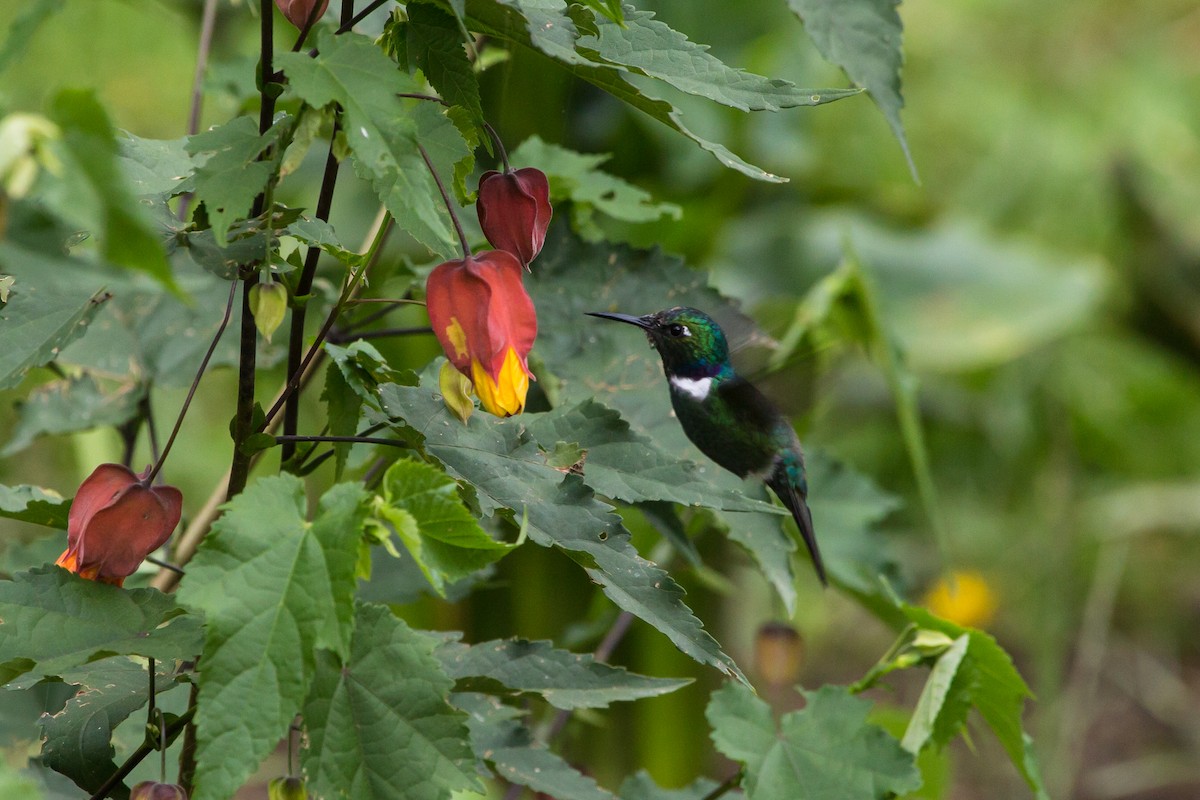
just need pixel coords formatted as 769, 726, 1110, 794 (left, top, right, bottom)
394, 2, 483, 123
177, 478, 367, 800
0, 0, 65, 73
0, 568, 202, 687
786, 0, 912, 175
439, 637, 691, 709
708, 683, 922, 800
0, 484, 69, 528
302, 603, 478, 800
371, 458, 515, 595
185, 116, 287, 246
4, 373, 141, 455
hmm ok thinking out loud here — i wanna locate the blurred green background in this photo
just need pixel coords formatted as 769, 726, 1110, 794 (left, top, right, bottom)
3, 1, 1200, 798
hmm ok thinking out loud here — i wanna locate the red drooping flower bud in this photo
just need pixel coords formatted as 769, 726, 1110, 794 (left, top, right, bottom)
426, 250, 537, 416
131, 782, 188, 800
55, 464, 183, 587
275, 0, 330, 30
476, 168, 552, 268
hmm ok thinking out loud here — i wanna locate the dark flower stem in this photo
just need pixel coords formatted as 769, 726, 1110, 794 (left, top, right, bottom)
281, 122, 343, 462
337, 0, 388, 33
143, 279, 238, 486
418, 142, 471, 259
88, 706, 195, 800
275, 434, 408, 448
328, 325, 432, 344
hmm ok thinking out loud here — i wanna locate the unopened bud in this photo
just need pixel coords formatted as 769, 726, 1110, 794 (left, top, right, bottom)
754, 621, 804, 688
131, 782, 188, 800
249, 281, 288, 342
269, 776, 308, 800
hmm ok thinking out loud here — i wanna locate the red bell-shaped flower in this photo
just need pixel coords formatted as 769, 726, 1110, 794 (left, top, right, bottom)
131, 782, 189, 800
275, 0, 329, 29
426, 250, 537, 416
55, 464, 183, 587
476, 168, 552, 268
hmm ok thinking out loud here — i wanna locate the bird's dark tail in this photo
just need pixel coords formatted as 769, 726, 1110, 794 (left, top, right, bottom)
767, 470, 827, 587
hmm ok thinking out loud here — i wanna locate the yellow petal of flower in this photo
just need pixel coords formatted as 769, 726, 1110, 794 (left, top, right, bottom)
472, 348, 529, 417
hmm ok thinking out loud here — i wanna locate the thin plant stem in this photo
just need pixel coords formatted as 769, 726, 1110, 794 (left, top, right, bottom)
282, 122, 343, 462
88, 706, 195, 800
398, 93, 509, 169
274, 435, 408, 448
145, 395, 161, 469
699, 772, 742, 800
157, 707, 168, 782
146, 657, 157, 731
418, 142, 471, 258
336, 0, 389, 33
329, 325, 433, 344
143, 280, 238, 486
262, 209, 393, 428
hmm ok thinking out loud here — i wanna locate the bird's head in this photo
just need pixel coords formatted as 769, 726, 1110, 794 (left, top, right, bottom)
587, 306, 730, 378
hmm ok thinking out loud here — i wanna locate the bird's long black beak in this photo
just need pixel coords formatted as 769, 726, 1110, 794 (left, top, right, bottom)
586, 311, 652, 329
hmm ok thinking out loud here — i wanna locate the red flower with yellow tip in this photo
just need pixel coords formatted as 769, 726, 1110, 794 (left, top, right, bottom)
476, 167, 552, 268
55, 463, 183, 587
426, 250, 537, 417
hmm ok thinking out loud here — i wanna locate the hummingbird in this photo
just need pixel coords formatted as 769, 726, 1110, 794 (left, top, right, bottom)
587, 306, 826, 585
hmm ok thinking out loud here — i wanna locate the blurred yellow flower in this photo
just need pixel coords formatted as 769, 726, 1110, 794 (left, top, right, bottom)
924, 570, 998, 628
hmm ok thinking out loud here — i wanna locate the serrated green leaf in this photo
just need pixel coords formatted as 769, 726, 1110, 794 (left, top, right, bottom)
453, 692, 614, 800
0, 242, 111, 390
439, 638, 690, 710
899, 606, 1047, 798
900, 633, 969, 754
0, 484, 69, 529
3, 373, 143, 456
375, 458, 514, 596
277, 29, 460, 258
525, 400, 783, 515
708, 683, 922, 800
786, 0, 914, 177
302, 603, 478, 800
581, 10, 863, 112
185, 116, 286, 246
286, 217, 365, 268
40, 658, 179, 798
42, 90, 176, 290
403, 3, 483, 122
117, 132, 192, 197
461, 0, 787, 182
0, 567, 202, 687
378, 380, 744, 681
321, 363, 363, 479
618, 772, 723, 800
176, 478, 367, 800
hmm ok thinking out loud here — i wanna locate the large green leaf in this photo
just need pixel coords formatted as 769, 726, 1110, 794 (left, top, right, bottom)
185, 116, 286, 246
453, 692, 615, 800
582, 9, 862, 112
39, 658, 181, 799
0, 242, 111, 390
708, 683, 921, 800
373, 458, 515, 596
460, 0, 795, 182
42, 90, 175, 290
277, 29, 461, 258
302, 603, 478, 800
786, 0, 914, 176
0, 567, 202, 687
525, 400, 784, 515
438, 637, 690, 710
176, 478, 367, 800
3, 373, 142, 456
0, 484, 69, 529
378, 380, 744, 681
392, 2, 483, 123
899, 606, 1047, 798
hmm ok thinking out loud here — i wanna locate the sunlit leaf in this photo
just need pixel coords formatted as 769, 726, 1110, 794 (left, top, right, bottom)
0, 484, 69, 529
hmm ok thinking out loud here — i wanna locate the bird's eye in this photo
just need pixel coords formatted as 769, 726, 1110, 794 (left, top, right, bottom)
668, 324, 689, 338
